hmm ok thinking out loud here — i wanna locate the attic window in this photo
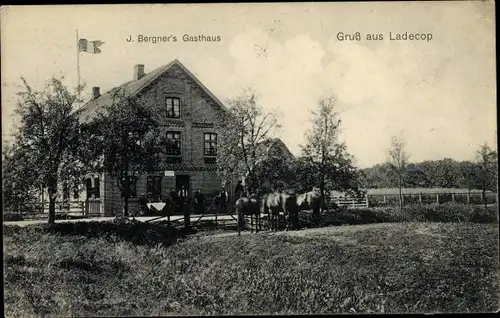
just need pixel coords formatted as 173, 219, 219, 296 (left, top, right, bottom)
166, 97, 180, 118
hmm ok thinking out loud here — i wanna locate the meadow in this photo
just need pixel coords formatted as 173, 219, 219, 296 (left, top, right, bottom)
3, 204, 500, 316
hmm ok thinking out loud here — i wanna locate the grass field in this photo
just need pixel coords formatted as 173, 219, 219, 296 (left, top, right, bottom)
3, 220, 499, 316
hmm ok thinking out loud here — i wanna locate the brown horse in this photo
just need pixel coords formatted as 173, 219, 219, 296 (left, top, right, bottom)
235, 194, 260, 234
261, 191, 299, 231
297, 189, 322, 218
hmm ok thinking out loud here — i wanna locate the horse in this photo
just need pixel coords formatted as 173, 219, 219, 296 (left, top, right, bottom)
212, 193, 228, 214
297, 189, 322, 218
261, 190, 299, 231
235, 193, 260, 234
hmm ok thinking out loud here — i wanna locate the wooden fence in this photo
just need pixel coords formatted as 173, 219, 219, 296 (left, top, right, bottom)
330, 192, 497, 208
5, 200, 102, 220
331, 195, 369, 208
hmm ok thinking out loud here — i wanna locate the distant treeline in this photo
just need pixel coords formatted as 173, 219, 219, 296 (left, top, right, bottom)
360, 158, 498, 192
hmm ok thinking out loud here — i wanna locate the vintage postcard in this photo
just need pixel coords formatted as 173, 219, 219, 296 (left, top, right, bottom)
1, 2, 498, 316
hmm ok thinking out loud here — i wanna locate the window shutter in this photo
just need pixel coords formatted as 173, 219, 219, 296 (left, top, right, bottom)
94, 177, 100, 199
86, 178, 92, 199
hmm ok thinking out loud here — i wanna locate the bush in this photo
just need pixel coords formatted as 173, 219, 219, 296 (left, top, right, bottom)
4, 219, 191, 248
300, 203, 498, 227
3, 213, 24, 221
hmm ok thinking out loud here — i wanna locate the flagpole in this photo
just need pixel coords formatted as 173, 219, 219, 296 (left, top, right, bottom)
76, 29, 81, 102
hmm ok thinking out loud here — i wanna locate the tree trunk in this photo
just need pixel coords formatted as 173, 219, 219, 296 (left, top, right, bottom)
319, 177, 325, 214
122, 176, 130, 217
398, 175, 403, 211
482, 188, 487, 209
123, 196, 129, 217
48, 184, 57, 224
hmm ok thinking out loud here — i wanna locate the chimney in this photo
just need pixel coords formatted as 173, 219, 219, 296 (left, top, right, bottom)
92, 87, 100, 99
134, 64, 145, 80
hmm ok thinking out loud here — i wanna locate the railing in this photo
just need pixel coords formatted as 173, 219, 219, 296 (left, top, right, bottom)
330, 192, 497, 208
330, 196, 368, 208
4, 200, 102, 220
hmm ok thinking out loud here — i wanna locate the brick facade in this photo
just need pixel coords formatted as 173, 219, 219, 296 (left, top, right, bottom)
84, 60, 237, 216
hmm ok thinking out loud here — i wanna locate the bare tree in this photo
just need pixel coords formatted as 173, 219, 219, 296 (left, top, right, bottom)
387, 134, 410, 211
217, 89, 281, 193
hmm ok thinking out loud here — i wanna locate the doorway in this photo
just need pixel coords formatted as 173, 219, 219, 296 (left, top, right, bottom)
176, 175, 190, 195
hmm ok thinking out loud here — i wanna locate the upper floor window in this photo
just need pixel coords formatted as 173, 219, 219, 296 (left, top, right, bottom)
204, 133, 217, 156
166, 97, 181, 118
166, 131, 182, 156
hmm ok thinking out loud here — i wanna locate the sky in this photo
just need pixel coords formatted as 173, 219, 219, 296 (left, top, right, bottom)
1, 2, 496, 168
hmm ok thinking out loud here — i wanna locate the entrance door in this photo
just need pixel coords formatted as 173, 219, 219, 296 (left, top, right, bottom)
176, 175, 190, 195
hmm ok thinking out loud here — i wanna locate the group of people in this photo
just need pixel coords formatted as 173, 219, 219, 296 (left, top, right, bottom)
138, 181, 247, 216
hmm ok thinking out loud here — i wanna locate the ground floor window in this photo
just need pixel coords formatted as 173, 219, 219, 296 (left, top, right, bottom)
120, 176, 137, 199
85, 177, 101, 199
147, 176, 162, 201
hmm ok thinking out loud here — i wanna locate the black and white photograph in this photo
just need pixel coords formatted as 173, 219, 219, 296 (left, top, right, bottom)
1, 2, 498, 316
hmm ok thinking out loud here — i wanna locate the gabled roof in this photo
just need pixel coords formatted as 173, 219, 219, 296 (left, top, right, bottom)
75, 59, 229, 122
257, 138, 295, 160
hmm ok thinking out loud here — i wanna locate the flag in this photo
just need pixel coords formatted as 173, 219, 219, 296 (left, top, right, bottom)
78, 39, 104, 54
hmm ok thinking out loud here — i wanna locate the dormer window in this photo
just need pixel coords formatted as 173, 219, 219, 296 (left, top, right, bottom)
166, 97, 181, 118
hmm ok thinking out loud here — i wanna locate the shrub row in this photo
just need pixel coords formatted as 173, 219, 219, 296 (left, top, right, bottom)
299, 203, 498, 228
3, 217, 192, 247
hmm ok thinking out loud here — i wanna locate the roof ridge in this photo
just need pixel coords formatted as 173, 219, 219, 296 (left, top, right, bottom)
76, 59, 229, 122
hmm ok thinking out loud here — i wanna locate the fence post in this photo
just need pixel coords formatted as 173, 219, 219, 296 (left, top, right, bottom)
419, 193, 422, 204
451, 193, 455, 203
383, 195, 387, 204
365, 195, 369, 208
215, 206, 218, 230
467, 192, 470, 204
436, 193, 439, 204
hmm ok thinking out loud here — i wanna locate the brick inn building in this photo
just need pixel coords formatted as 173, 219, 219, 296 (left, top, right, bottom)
58, 59, 294, 216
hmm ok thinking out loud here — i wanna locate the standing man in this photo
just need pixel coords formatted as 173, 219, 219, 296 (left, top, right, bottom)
169, 188, 179, 214
178, 186, 190, 229
194, 189, 205, 215
235, 180, 244, 200
219, 186, 229, 215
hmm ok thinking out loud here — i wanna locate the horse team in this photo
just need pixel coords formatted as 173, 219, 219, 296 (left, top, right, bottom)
235, 189, 322, 233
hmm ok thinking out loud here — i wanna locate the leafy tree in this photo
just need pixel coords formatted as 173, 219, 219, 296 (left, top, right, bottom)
405, 163, 429, 187
457, 161, 480, 194
300, 97, 361, 216
252, 139, 296, 192
217, 89, 281, 193
360, 163, 394, 188
387, 134, 409, 210
475, 143, 498, 207
86, 88, 166, 217
5, 77, 88, 224
2, 144, 39, 212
